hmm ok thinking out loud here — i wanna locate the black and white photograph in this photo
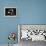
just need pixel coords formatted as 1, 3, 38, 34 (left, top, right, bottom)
4, 7, 16, 17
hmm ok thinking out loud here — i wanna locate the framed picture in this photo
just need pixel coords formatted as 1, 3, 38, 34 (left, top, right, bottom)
18, 24, 46, 41
4, 7, 16, 17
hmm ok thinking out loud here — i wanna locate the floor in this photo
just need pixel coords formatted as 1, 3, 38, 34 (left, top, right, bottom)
19, 39, 46, 46
0, 40, 46, 46
0, 44, 18, 46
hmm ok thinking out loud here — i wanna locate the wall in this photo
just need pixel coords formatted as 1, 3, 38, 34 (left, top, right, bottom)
19, 0, 46, 24
0, 0, 46, 45
0, 0, 19, 44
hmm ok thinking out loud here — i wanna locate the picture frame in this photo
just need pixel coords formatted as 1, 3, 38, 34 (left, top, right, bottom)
18, 24, 46, 41
4, 7, 17, 17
